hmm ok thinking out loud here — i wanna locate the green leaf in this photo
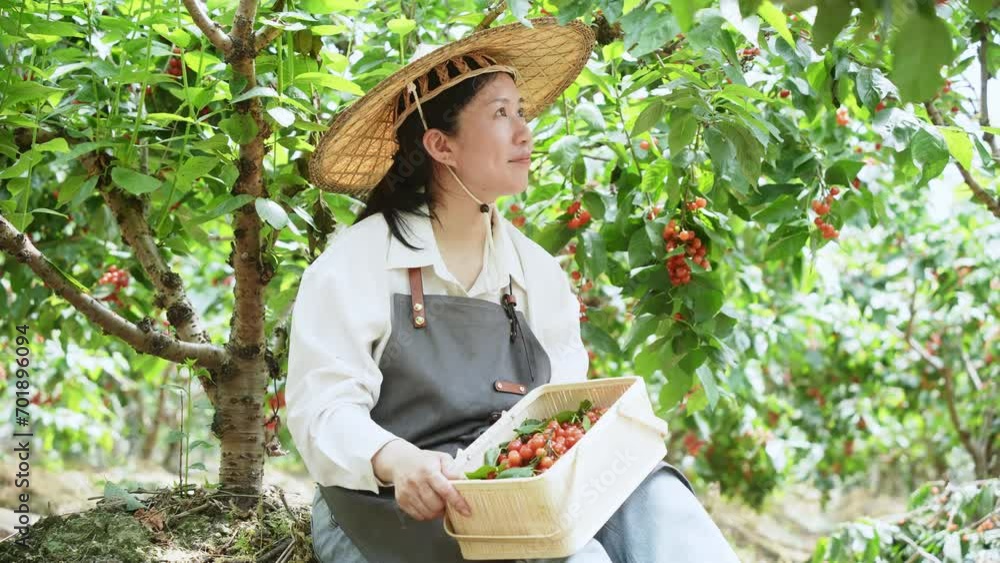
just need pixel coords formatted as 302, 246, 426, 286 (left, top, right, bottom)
515, 419, 545, 436
293, 72, 364, 96
752, 194, 801, 224
824, 160, 864, 187
627, 227, 653, 268
624, 314, 659, 350
581, 230, 607, 279
658, 370, 692, 410
111, 167, 162, 195
219, 113, 260, 144
582, 323, 621, 356
582, 192, 607, 221
640, 158, 671, 193
152, 24, 192, 48
717, 121, 764, 186
969, 0, 992, 18
555, 409, 577, 423
756, 1, 795, 47
192, 194, 255, 223
678, 346, 707, 373
621, 5, 680, 59
2, 82, 63, 106
0, 150, 42, 179
497, 467, 536, 479
855, 68, 898, 109
910, 127, 950, 185
255, 198, 289, 230
534, 221, 575, 255
812, 0, 852, 51
267, 106, 296, 128
231, 86, 279, 104
673, 0, 697, 32
738, 0, 763, 17
688, 283, 724, 321
548, 135, 581, 171
694, 364, 720, 408
387, 17, 416, 35
35, 138, 69, 153
465, 464, 496, 480
668, 111, 698, 155
576, 102, 606, 130
485, 447, 500, 466
175, 156, 217, 190
891, 13, 954, 102
182, 51, 223, 73
632, 99, 666, 137
939, 127, 973, 170
764, 222, 809, 261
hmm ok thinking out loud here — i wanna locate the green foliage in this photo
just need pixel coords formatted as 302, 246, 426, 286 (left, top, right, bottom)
812, 480, 1000, 562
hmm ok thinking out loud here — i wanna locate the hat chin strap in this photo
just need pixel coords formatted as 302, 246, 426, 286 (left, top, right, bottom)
408, 81, 498, 289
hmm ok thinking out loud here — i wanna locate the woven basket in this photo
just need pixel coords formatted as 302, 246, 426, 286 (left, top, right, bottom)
443, 376, 669, 560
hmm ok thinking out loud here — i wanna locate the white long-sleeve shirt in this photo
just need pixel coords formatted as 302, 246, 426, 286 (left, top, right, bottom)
286, 203, 589, 494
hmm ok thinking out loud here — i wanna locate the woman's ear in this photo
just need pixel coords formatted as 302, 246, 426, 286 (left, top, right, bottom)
422, 128, 457, 168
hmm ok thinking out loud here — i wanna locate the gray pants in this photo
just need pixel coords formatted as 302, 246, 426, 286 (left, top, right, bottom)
311, 469, 740, 562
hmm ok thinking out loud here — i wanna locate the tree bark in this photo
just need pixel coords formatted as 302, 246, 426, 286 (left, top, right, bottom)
206, 0, 278, 502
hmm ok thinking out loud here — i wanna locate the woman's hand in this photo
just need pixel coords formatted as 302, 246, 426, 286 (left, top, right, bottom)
373, 440, 473, 521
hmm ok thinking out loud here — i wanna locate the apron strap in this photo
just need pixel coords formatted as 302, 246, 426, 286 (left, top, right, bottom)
407, 267, 427, 328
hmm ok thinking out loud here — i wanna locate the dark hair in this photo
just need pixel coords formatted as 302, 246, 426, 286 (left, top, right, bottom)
355, 61, 514, 250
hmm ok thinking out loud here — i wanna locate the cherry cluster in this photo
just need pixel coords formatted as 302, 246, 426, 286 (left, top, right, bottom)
662, 219, 709, 286
466, 402, 608, 480
685, 197, 707, 212
167, 47, 184, 77
98, 265, 130, 306
811, 187, 840, 240
836, 107, 850, 126
566, 201, 591, 230
508, 203, 526, 228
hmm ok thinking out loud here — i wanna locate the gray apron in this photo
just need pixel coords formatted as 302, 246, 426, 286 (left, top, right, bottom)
317, 267, 693, 563
319, 267, 551, 563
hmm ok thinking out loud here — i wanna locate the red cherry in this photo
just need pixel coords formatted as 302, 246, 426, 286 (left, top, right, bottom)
510, 204, 521, 213
779, 89, 790, 98
567, 201, 581, 216
875, 101, 886, 112
639, 140, 650, 150
512, 215, 526, 228
507, 450, 522, 467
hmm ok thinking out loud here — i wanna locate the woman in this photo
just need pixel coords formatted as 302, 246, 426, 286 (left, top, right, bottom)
287, 17, 740, 563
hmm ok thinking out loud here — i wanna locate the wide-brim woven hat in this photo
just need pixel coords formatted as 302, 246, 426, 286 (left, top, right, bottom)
308, 17, 596, 195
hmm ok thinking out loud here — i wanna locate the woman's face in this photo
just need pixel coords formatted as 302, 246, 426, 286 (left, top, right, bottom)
445, 73, 534, 200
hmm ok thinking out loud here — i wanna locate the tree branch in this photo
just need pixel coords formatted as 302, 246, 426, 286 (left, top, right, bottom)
924, 102, 1000, 219
0, 214, 227, 371
231, 0, 260, 56
476, 1, 507, 32
87, 151, 220, 404
977, 21, 998, 162
181, 0, 232, 55
253, 0, 287, 54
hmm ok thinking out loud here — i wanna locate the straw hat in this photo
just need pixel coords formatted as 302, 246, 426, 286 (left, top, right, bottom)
308, 17, 596, 195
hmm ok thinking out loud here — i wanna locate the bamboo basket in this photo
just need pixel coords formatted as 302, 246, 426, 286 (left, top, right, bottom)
443, 376, 669, 560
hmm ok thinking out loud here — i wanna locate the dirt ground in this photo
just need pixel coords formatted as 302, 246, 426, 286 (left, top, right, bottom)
0, 459, 906, 562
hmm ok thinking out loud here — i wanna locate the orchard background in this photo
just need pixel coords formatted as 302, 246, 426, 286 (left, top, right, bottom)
0, 0, 997, 561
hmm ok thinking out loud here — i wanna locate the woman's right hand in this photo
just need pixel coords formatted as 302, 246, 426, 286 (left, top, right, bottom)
373, 440, 473, 521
